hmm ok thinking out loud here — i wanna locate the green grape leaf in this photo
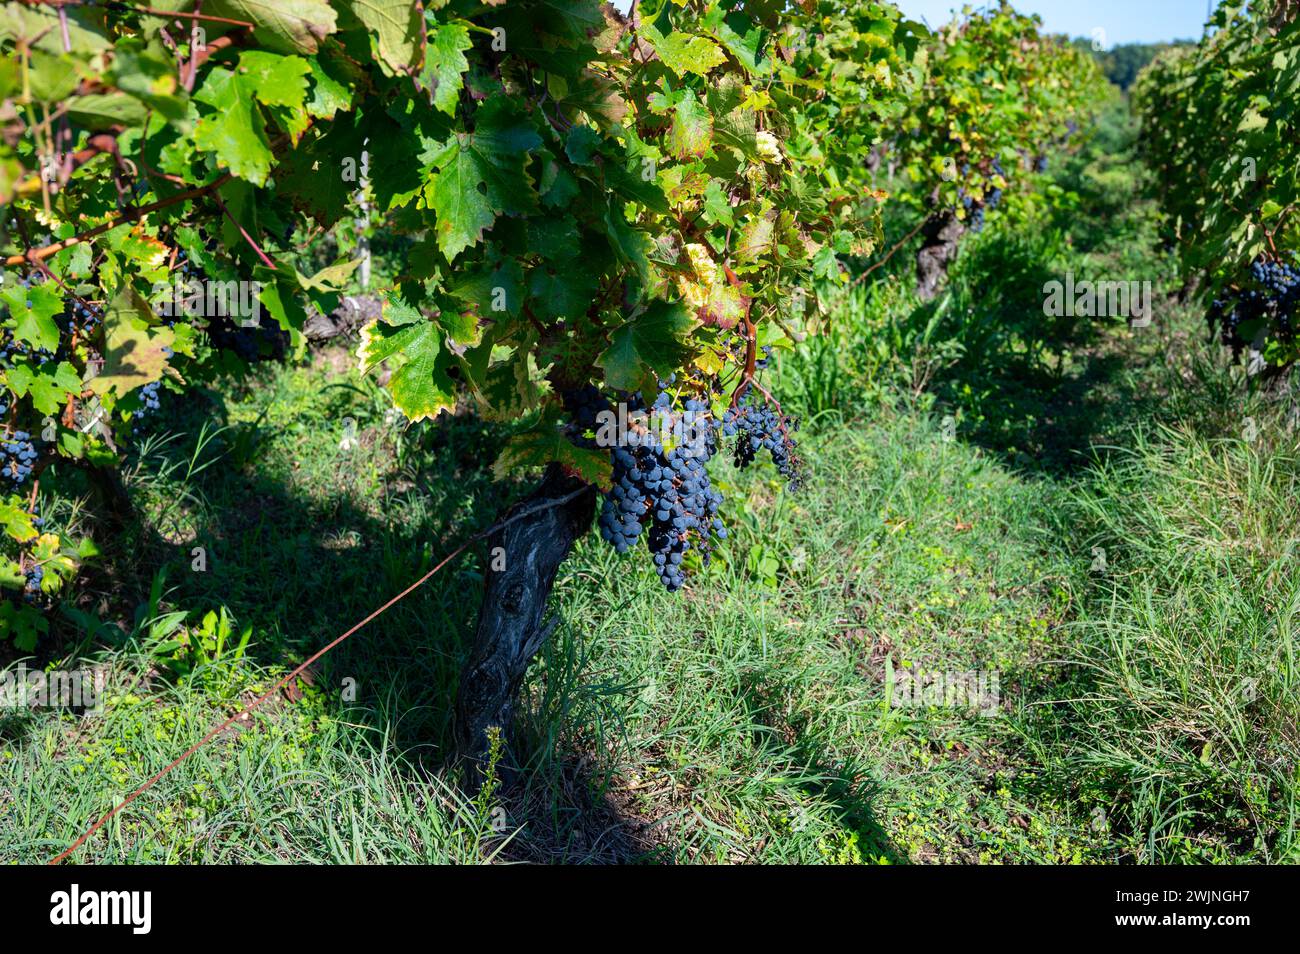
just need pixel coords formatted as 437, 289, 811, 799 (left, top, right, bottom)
422, 20, 473, 114
239, 51, 312, 110
0, 499, 39, 544
2, 283, 62, 352
642, 24, 727, 78
357, 313, 457, 422
0, 599, 48, 651
4, 361, 81, 416
494, 419, 613, 490
447, 259, 525, 319
702, 179, 736, 227
65, 93, 148, 130
0, 149, 21, 205
467, 346, 546, 420
305, 50, 353, 118
341, 0, 425, 74
604, 200, 651, 285
527, 264, 598, 322
194, 68, 274, 185
425, 97, 541, 260
565, 125, 602, 165
597, 300, 697, 391
112, 41, 190, 128
278, 116, 366, 224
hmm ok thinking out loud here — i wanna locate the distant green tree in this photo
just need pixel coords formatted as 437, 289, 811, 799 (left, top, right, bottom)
1070, 39, 1195, 91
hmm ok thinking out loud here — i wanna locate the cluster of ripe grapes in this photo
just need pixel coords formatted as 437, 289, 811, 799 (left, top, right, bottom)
959, 157, 1006, 233
61, 298, 101, 335
17, 499, 46, 599
723, 394, 802, 491
132, 380, 162, 433
564, 382, 800, 591
1209, 255, 1300, 355
171, 249, 288, 361
568, 387, 725, 591
1, 430, 39, 486
204, 312, 289, 363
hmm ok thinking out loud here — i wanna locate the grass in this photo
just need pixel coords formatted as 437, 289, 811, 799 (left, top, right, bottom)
3, 102, 1298, 864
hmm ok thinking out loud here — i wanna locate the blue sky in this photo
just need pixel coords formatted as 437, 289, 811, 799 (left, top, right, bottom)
892, 1, 1211, 46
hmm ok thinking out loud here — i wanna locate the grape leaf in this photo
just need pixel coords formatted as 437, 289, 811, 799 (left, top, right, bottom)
422, 20, 473, 115
304, 49, 353, 118
340, 0, 425, 74
278, 116, 366, 224
194, 68, 274, 185
239, 51, 311, 110
667, 90, 714, 159
527, 264, 599, 322
494, 420, 613, 490
204, 0, 338, 55
597, 300, 697, 390
641, 24, 727, 78
112, 41, 190, 128
357, 315, 457, 422
90, 287, 175, 398
0, 499, 38, 544
4, 361, 81, 416
2, 283, 62, 352
424, 97, 541, 260
737, 207, 775, 261
447, 259, 525, 318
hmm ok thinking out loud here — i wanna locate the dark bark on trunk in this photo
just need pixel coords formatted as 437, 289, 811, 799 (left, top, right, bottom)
82, 462, 133, 528
453, 465, 596, 789
915, 210, 965, 301
303, 294, 383, 343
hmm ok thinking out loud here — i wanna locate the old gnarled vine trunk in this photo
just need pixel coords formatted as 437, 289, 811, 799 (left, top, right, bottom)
453, 465, 596, 788
915, 210, 966, 301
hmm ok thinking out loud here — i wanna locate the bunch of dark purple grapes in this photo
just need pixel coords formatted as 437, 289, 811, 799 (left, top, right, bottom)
1209, 255, 1300, 356
722, 394, 802, 492
564, 386, 726, 591
563, 383, 802, 591
1, 431, 39, 486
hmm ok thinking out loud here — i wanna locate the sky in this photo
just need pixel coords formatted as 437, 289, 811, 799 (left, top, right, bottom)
892, 0, 1211, 46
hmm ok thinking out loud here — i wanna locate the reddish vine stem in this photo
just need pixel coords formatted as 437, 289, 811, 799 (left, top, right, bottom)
121, 4, 252, 27
721, 263, 757, 407
184, 0, 202, 91
24, 0, 255, 28
210, 188, 276, 269
4, 172, 233, 267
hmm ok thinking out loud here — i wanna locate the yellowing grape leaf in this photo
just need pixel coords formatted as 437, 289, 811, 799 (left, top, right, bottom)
341, 0, 424, 74
357, 316, 458, 422
205, 0, 338, 55
90, 286, 175, 397
641, 24, 726, 78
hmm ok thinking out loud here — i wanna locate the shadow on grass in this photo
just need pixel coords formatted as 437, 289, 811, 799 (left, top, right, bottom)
923, 230, 1164, 479
737, 669, 903, 864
